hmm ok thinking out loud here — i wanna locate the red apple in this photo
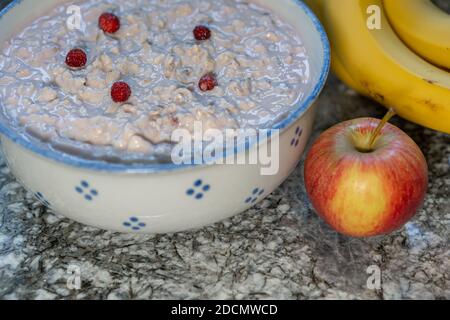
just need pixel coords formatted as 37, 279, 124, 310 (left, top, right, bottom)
304, 117, 428, 237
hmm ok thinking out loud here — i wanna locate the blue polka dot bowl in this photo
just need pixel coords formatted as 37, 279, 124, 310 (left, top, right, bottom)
0, 0, 329, 233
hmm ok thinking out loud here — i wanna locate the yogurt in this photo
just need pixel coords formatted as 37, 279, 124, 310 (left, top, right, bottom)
0, 0, 310, 163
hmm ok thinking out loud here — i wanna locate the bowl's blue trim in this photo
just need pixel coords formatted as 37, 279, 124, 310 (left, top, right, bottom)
0, 0, 330, 173
0, 0, 21, 19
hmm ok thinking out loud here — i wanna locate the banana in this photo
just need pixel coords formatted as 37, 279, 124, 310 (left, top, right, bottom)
333, 55, 366, 94
384, 0, 450, 70
318, 0, 450, 133
304, 0, 365, 93
304, 0, 324, 19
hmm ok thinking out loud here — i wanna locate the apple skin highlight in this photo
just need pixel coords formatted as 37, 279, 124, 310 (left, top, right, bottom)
304, 118, 428, 237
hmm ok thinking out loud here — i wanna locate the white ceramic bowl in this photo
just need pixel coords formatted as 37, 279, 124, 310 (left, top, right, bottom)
0, 0, 330, 233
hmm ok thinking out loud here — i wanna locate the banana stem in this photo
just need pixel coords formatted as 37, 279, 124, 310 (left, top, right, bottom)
367, 108, 396, 150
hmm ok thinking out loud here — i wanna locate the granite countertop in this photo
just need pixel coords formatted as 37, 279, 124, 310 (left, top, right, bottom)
0, 74, 448, 300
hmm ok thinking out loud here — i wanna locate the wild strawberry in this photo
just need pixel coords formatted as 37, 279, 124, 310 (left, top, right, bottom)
65, 48, 87, 69
111, 81, 131, 103
99, 12, 121, 34
198, 73, 217, 92
193, 25, 211, 41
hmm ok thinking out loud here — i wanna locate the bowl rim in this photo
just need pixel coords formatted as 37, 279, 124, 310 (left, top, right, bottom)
0, 0, 330, 173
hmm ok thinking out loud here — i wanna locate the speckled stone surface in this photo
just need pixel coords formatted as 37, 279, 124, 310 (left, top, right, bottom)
0, 1, 449, 300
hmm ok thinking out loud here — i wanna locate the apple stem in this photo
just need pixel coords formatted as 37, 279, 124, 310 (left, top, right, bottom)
367, 108, 396, 150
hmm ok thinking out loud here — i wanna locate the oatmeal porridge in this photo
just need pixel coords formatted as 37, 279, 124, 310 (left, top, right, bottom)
0, 0, 310, 163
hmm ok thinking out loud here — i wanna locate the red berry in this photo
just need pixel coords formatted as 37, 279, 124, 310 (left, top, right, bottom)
193, 25, 211, 41
99, 12, 121, 34
198, 73, 217, 92
111, 81, 131, 103
65, 48, 87, 69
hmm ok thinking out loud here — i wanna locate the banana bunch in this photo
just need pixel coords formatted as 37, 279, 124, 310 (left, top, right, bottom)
305, 0, 450, 134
